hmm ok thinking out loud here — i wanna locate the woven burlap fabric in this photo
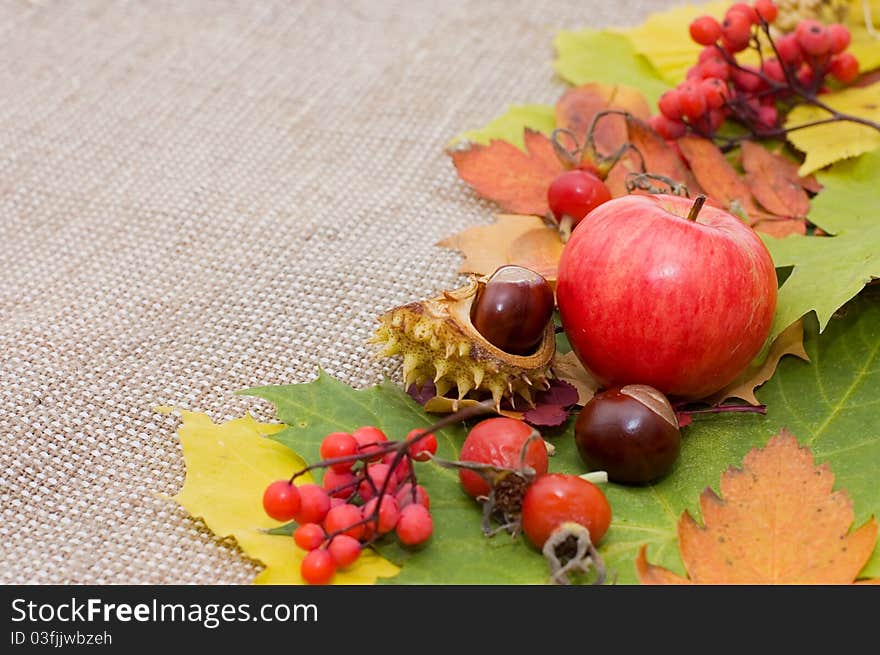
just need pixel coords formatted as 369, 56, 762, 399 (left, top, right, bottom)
0, 0, 674, 584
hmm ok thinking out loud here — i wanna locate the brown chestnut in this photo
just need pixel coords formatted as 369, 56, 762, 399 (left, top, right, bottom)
470, 265, 554, 355
574, 384, 681, 484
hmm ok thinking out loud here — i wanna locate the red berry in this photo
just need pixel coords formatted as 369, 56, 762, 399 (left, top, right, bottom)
300, 549, 336, 585
828, 24, 851, 55
757, 105, 778, 129
320, 432, 358, 472
753, 0, 778, 23
406, 428, 438, 462
458, 417, 548, 498
721, 12, 752, 52
292, 484, 331, 525
547, 170, 612, 226
761, 58, 786, 83
775, 34, 803, 67
697, 57, 730, 80
396, 504, 433, 546
728, 3, 759, 24
328, 535, 361, 568
796, 19, 832, 57
796, 64, 815, 89
698, 46, 721, 63
707, 108, 727, 132
293, 522, 325, 551
352, 426, 388, 461
362, 494, 401, 535
262, 480, 301, 522
396, 483, 431, 510
381, 450, 411, 483
731, 65, 765, 92
322, 468, 358, 498
323, 503, 365, 540
677, 83, 708, 121
520, 474, 612, 549
360, 463, 398, 500
648, 114, 686, 140
658, 90, 682, 120
830, 52, 859, 83
700, 78, 729, 109
689, 16, 722, 45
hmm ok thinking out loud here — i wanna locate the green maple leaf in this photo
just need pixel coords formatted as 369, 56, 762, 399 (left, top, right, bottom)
244, 374, 555, 583
552, 29, 669, 106
243, 291, 880, 583
763, 150, 880, 342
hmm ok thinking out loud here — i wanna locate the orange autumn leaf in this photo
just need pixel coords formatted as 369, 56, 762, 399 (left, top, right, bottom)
706, 320, 808, 406
751, 217, 806, 238
437, 214, 562, 280
555, 83, 650, 156
677, 135, 760, 222
604, 116, 703, 198
448, 129, 563, 215
637, 430, 879, 585
741, 142, 810, 219
505, 227, 564, 282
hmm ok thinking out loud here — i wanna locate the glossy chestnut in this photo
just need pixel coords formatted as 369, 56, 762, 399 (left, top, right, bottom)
574, 384, 681, 484
470, 265, 554, 355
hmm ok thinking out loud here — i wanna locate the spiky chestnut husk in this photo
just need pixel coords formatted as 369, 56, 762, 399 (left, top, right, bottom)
372, 279, 555, 409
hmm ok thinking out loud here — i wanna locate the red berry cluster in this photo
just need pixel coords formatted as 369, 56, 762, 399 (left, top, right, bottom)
262, 425, 437, 584
649, 0, 860, 140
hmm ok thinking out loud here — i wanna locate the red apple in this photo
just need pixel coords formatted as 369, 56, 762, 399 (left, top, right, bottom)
556, 194, 777, 399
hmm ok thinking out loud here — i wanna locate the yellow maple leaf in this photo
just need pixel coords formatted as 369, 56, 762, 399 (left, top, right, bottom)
785, 82, 880, 175
612, 1, 731, 85
706, 320, 809, 406
615, 0, 880, 85
167, 409, 399, 585
637, 430, 878, 584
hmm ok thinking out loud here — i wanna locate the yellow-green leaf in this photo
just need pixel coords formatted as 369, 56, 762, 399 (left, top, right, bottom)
785, 83, 880, 175
552, 29, 669, 105
611, 1, 730, 85
848, 0, 880, 73
169, 409, 399, 585
450, 104, 555, 151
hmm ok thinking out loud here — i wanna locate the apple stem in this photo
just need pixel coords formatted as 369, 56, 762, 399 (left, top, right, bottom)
686, 194, 707, 222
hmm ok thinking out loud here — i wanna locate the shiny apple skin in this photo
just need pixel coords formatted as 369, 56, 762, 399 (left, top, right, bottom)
556, 194, 777, 400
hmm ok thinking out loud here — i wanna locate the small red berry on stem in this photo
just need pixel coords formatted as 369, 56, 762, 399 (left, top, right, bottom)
753, 0, 777, 23
721, 11, 753, 52
320, 432, 359, 471
293, 484, 331, 525
300, 549, 336, 585
262, 480, 301, 522
328, 535, 361, 568
396, 504, 433, 546
293, 523, 325, 551
796, 19, 832, 57
689, 15, 722, 45
407, 429, 437, 462
828, 24, 851, 55
830, 52, 859, 83
547, 169, 612, 230
323, 503, 366, 540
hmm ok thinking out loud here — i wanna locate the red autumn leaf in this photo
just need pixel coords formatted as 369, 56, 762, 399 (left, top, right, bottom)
555, 83, 650, 157
741, 142, 811, 218
677, 136, 761, 223
449, 129, 564, 215
637, 430, 879, 584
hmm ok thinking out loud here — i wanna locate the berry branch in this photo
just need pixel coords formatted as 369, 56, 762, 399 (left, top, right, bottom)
652, 1, 880, 143
262, 401, 496, 584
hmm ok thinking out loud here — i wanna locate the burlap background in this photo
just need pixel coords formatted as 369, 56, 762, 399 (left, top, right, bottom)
0, 0, 674, 584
